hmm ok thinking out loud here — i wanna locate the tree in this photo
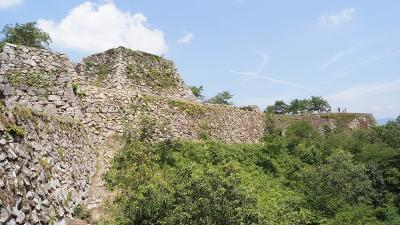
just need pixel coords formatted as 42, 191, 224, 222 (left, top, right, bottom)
265, 100, 288, 114
0, 22, 51, 49
105, 141, 263, 225
189, 85, 204, 100
207, 91, 233, 105
326, 204, 386, 225
286, 121, 319, 149
382, 115, 400, 149
265, 97, 332, 114
298, 150, 378, 215
309, 96, 330, 113
288, 99, 310, 114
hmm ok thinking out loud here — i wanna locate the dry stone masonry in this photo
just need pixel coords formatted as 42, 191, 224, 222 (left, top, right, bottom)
74, 46, 195, 99
0, 106, 95, 224
130, 96, 266, 143
71, 46, 197, 143
0, 43, 376, 224
0, 44, 83, 119
266, 113, 375, 135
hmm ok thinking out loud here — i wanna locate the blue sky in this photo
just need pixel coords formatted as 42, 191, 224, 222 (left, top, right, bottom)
1, 0, 399, 119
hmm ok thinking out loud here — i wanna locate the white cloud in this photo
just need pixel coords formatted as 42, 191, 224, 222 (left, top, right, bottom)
178, 32, 194, 44
37, 1, 167, 55
0, 0, 23, 10
326, 79, 400, 118
319, 8, 355, 25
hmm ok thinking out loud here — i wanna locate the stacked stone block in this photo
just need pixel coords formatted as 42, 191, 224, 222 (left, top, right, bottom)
0, 44, 82, 119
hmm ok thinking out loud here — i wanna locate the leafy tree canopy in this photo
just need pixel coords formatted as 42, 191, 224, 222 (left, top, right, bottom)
265, 100, 288, 114
206, 91, 234, 105
103, 118, 400, 224
0, 22, 51, 49
189, 85, 204, 100
310, 96, 330, 113
265, 96, 331, 114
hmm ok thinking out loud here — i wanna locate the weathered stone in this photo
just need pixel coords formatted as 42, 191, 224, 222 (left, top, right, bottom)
42, 199, 50, 207
24, 59, 37, 67
0, 106, 95, 224
5, 218, 16, 225
44, 104, 57, 116
0, 152, 6, 161
30, 210, 40, 224
6, 149, 17, 160
0, 52, 8, 61
12, 207, 25, 224
48, 95, 62, 101
2, 84, 12, 96
0, 43, 82, 118
0, 207, 11, 223
32, 103, 43, 112
55, 100, 65, 107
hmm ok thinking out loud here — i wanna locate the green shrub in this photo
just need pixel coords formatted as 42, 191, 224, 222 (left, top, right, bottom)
72, 82, 79, 95
167, 99, 205, 117
5, 124, 26, 138
94, 64, 109, 86
74, 204, 92, 221
196, 120, 211, 140
103, 121, 400, 225
105, 140, 264, 224
126, 61, 178, 89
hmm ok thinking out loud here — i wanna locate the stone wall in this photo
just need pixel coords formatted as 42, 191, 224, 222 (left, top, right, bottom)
129, 95, 376, 143
131, 95, 266, 143
65, 45, 376, 143
0, 106, 95, 224
0, 44, 82, 119
266, 113, 376, 134
0, 43, 377, 224
73, 47, 196, 100
70, 47, 197, 143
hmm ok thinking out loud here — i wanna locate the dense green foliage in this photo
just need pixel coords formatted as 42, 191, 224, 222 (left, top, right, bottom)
105, 117, 400, 224
265, 100, 288, 114
266, 96, 330, 114
206, 91, 234, 105
190, 85, 205, 100
0, 22, 51, 49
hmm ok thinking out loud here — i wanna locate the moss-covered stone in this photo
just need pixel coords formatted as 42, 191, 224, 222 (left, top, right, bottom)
167, 99, 205, 117
6, 69, 55, 95
95, 64, 109, 86
83, 60, 110, 86
320, 113, 360, 129
5, 124, 26, 138
126, 64, 178, 89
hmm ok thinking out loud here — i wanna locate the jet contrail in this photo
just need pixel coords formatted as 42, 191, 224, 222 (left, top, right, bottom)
231, 70, 320, 93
